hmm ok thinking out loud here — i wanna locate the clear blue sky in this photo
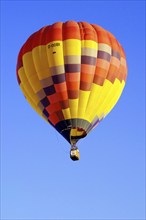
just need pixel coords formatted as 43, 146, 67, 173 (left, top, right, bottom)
1, 1, 145, 219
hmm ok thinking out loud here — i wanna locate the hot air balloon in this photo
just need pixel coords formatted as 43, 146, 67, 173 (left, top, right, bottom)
16, 21, 127, 161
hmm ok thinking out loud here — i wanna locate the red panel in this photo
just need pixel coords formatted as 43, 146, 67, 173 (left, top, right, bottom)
56, 111, 65, 121
49, 91, 68, 103
44, 22, 63, 43
48, 93, 60, 103
48, 113, 60, 125
46, 102, 61, 114
59, 91, 68, 101
63, 21, 80, 40
60, 100, 69, 109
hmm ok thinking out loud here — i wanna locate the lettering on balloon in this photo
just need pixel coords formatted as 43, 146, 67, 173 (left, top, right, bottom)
48, 42, 60, 48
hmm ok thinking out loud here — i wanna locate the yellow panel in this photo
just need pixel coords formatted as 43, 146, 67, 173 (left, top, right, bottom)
76, 130, 85, 136
20, 84, 42, 117
70, 128, 77, 144
18, 67, 40, 105
95, 80, 118, 118
78, 90, 90, 118
47, 41, 64, 67
94, 80, 113, 119
20, 84, 48, 123
32, 45, 51, 80
22, 52, 42, 93
71, 128, 77, 136
104, 80, 125, 116
85, 83, 102, 122
81, 40, 98, 49
71, 128, 85, 138
23, 52, 36, 77
63, 39, 81, 56
85, 79, 125, 123
69, 99, 78, 118
23, 81, 39, 106
18, 67, 28, 84
97, 79, 124, 119
62, 108, 71, 120
28, 74, 42, 93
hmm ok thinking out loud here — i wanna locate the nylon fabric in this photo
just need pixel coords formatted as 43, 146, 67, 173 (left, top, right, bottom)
16, 20, 128, 145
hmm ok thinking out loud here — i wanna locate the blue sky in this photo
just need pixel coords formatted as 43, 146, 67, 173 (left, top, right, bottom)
1, 1, 145, 219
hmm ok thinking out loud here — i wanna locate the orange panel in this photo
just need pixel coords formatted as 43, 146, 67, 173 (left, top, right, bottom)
120, 46, 126, 59
118, 65, 127, 82
107, 64, 118, 83
66, 72, 80, 82
80, 82, 91, 91
95, 67, 107, 78
67, 81, 79, 90
93, 75, 105, 86
68, 90, 79, 99
81, 73, 94, 83
63, 21, 80, 40
110, 57, 120, 68
79, 22, 97, 41
107, 32, 120, 51
92, 24, 111, 46
96, 59, 110, 70
81, 64, 95, 74
54, 82, 67, 92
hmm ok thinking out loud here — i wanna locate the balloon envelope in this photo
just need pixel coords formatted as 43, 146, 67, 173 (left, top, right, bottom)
16, 21, 127, 145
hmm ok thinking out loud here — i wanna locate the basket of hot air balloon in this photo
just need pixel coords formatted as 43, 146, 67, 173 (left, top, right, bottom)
16, 21, 127, 161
